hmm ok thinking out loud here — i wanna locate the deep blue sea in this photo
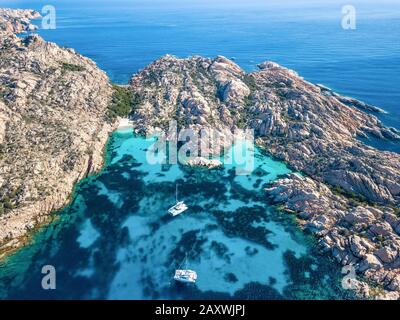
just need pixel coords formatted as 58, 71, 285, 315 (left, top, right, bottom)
0, 0, 398, 299
3, 0, 399, 131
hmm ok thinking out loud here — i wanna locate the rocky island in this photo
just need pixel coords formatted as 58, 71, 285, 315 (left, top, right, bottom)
0, 8, 399, 299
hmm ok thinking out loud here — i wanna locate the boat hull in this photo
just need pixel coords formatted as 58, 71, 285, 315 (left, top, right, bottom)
174, 270, 197, 283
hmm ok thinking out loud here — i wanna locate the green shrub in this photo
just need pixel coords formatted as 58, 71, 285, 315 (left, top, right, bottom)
1, 195, 14, 211
61, 63, 85, 72
242, 75, 258, 92
107, 85, 137, 120
389, 206, 400, 216
331, 184, 370, 205
0, 85, 11, 101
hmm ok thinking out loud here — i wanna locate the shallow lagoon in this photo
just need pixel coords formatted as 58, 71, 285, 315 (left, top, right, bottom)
0, 129, 353, 299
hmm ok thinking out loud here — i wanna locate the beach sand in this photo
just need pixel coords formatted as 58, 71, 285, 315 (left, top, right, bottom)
118, 117, 134, 129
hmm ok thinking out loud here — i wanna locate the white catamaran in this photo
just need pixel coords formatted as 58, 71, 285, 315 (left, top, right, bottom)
174, 269, 198, 283
168, 185, 188, 216
173, 250, 198, 284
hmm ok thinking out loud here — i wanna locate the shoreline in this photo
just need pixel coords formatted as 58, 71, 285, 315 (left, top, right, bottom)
0, 7, 397, 298
0, 129, 353, 300
117, 117, 134, 130
1, 117, 398, 299
0, 121, 120, 262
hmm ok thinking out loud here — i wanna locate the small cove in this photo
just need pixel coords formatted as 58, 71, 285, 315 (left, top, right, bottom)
0, 129, 353, 299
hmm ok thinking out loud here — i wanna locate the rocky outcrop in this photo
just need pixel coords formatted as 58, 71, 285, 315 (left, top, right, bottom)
316, 84, 387, 114
129, 54, 400, 206
127, 54, 400, 298
0, 9, 115, 255
186, 157, 223, 169
129, 55, 251, 156
250, 62, 400, 206
266, 173, 400, 299
0, 8, 40, 34
1, 8, 400, 300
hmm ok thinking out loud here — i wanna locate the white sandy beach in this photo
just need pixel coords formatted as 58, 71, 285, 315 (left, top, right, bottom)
118, 117, 134, 129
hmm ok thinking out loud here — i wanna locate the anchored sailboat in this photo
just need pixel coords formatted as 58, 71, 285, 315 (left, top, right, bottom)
168, 184, 188, 216
167, 187, 196, 284
174, 269, 197, 283
174, 252, 197, 283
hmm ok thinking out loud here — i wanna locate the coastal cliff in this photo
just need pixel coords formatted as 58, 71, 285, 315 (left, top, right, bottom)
129, 55, 400, 298
1, 8, 400, 299
130, 55, 400, 206
0, 9, 116, 256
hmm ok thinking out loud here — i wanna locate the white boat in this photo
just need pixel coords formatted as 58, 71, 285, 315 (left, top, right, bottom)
174, 269, 197, 283
168, 201, 188, 216
168, 185, 188, 216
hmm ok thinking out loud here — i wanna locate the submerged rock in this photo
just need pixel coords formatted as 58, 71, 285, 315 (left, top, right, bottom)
1, 8, 399, 300
266, 173, 400, 299
186, 157, 223, 169
129, 54, 400, 207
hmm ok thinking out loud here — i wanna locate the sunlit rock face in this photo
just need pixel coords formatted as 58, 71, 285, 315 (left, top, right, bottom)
267, 174, 400, 300
0, 132, 353, 300
0, 9, 40, 34
129, 54, 400, 206
0, 9, 115, 251
128, 53, 400, 298
1, 8, 399, 300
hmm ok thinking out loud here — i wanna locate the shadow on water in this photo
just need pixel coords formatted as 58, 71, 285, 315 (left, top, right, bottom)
358, 134, 400, 154
0, 131, 355, 300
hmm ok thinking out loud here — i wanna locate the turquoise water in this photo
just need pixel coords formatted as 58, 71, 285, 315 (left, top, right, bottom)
0, 0, 397, 299
0, 130, 353, 299
4, 0, 400, 131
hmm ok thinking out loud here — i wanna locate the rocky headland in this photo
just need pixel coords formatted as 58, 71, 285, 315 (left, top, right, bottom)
1, 8, 400, 299
0, 9, 116, 256
128, 54, 400, 298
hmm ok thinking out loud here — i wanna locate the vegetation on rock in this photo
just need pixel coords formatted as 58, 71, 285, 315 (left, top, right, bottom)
61, 62, 86, 72
107, 85, 137, 120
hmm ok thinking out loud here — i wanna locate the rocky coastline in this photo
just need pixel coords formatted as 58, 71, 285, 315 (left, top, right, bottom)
1, 8, 399, 299
0, 9, 117, 257
266, 174, 400, 299
127, 54, 400, 298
